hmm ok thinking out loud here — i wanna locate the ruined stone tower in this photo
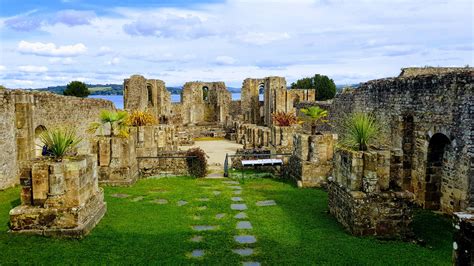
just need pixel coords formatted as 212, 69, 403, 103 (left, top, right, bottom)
124, 75, 172, 123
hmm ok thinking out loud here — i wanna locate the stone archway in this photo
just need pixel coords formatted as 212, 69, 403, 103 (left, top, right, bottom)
34, 125, 47, 157
424, 133, 451, 210
147, 84, 154, 107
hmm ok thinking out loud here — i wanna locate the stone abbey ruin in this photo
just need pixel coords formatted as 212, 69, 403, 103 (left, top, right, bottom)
0, 67, 472, 263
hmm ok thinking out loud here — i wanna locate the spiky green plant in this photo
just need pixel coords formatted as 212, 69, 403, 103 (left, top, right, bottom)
300, 106, 328, 134
88, 110, 129, 138
340, 112, 380, 151
39, 127, 82, 160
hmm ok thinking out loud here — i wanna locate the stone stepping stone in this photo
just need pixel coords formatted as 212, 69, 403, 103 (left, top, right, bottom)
234, 235, 257, 244
192, 225, 217, 231
234, 212, 248, 219
256, 200, 276, 207
111, 193, 130, 198
196, 198, 210, 202
229, 186, 242, 190
242, 262, 261, 266
190, 249, 205, 258
193, 215, 202, 220
177, 200, 188, 206
233, 190, 242, 195
236, 221, 253, 230
152, 199, 168, 204
231, 204, 247, 210
223, 181, 239, 184
232, 248, 254, 256
190, 235, 203, 242
198, 206, 208, 210
131, 196, 144, 202
212, 191, 221, 195
215, 213, 226, 219
232, 197, 243, 202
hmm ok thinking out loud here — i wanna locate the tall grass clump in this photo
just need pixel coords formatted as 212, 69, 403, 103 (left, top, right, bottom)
127, 110, 156, 127
340, 112, 380, 151
88, 110, 129, 137
39, 127, 82, 160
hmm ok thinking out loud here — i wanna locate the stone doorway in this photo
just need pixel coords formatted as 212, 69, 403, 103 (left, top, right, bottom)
424, 133, 451, 210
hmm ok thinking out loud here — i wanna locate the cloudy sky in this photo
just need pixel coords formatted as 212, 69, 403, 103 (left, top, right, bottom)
0, 0, 472, 88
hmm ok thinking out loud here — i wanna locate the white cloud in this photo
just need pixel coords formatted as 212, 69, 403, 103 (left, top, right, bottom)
49, 57, 75, 65
0, 65, 6, 71
97, 46, 114, 56
236, 32, 291, 45
106, 57, 120, 65
18, 65, 48, 73
215, 56, 236, 65
17, 41, 87, 57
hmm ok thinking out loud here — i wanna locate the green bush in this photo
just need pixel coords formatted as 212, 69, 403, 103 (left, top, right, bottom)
186, 148, 207, 178
39, 127, 82, 160
64, 81, 90, 98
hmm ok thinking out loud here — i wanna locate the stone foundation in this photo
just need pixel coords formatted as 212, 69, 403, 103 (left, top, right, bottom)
138, 151, 189, 177
286, 133, 336, 187
92, 134, 138, 186
453, 210, 474, 265
9, 155, 106, 238
328, 181, 413, 237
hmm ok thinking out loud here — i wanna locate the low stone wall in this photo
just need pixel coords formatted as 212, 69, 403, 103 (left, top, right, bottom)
91, 134, 138, 186
9, 155, 106, 238
286, 133, 336, 187
452, 210, 474, 265
135, 125, 178, 157
138, 151, 190, 177
328, 181, 413, 238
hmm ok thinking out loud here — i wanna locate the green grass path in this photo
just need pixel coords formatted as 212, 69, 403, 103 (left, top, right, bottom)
0, 177, 452, 265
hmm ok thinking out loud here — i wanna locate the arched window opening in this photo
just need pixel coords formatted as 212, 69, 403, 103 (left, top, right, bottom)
258, 83, 264, 101
147, 84, 153, 107
202, 86, 209, 101
34, 125, 47, 157
425, 133, 451, 210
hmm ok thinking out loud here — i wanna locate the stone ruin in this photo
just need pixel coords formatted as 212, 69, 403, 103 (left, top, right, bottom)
0, 66, 472, 254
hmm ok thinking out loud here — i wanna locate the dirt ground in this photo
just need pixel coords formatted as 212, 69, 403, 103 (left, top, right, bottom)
180, 139, 242, 166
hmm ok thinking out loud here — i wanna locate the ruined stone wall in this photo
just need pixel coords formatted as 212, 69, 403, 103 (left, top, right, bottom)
180, 81, 231, 125
0, 90, 19, 189
32, 91, 115, 154
241, 78, 265, 124
124, 75, 172, 123
0, 89, 115, 190
322, 69, 473, 213
399, 67, 472, 77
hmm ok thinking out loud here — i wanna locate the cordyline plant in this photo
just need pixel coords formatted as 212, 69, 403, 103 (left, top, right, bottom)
272, 111, 299, 127
88, 110, 129, 138
340, 112, 381, 151
39, 127, 82, 161
127, 110, 157, 127
300, 106, 328, 135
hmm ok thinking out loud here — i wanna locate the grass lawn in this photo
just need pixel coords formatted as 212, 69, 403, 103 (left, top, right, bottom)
0, 176, 452, 265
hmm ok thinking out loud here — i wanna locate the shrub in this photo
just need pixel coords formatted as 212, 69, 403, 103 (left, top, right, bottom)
88, 110, 129, 137
63, 81, 90, 98
186, 148, 207, 178
272, 112, 298, 126
340, 112, 380, 151
39, 127, 82, 160
128, 110, 156, 127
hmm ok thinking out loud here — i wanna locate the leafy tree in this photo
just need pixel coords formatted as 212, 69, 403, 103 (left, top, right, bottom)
300, 106, 328, 135
291, 74, 337, 100
64, 81, 90, 97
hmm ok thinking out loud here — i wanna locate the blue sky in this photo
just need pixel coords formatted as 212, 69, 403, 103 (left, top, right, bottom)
0, 0, 472, 88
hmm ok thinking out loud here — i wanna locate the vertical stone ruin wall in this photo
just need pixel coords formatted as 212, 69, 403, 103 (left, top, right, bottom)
180, 81, 231, 125
241, 78, 264, 124
0, 90, 19, 189
323, 69, 473, 213
123, 75, 172, 123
